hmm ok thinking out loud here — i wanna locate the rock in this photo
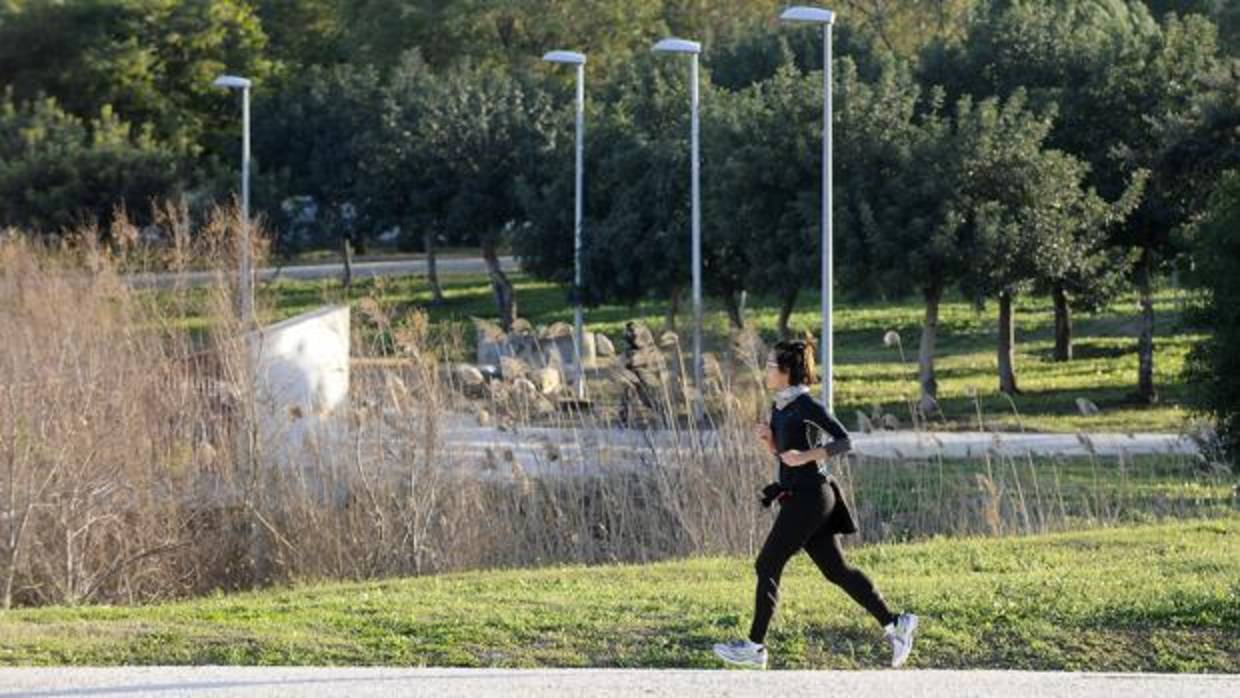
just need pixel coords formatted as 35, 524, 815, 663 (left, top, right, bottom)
596, 333, 616, 357
620, 322, 669, 419
543, 321, 574, 339
542, 333, 595, 371
453, 363, 485, 386
500, 355, 529, 381
625, 322, 654, 349
658, 330, 680, 349
1076, 397, 1101, 416
512, 377, 539, 399
533, 366, 562, 395
486, 382, 508, 401
534, 396, 556, 416
511, 318, 535, 335
856, 411, 874, 434
882, 413, 900, 430
472, 317, 508, 366
452, 363, 487, 398
476, 408, 492, 427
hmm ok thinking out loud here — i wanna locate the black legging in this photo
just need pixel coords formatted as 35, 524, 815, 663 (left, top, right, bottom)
749, 484, 895, 644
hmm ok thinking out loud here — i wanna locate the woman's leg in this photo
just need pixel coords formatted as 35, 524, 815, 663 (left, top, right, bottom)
803, 527, 897, 627
748, 497, 821, 644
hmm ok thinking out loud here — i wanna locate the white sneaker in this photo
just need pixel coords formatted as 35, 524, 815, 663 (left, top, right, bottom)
713, 638, 768, 669
885, 613, 918, 668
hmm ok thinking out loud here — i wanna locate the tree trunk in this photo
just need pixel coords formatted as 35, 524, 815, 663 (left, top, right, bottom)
998, 289, 1020, 395
481, 237, 516, 331
777, 289, 799, 338
664, 287, 682, 332
425, 229, 445, 305
341, 233, 354, 291
919, 285, 942, 405
1137, 251, 1158, 403
724, 289, 746, 330
1052, 283, 1072, 362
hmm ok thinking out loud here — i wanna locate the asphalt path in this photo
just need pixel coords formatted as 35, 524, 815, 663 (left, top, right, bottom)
1, 668, 1237, 698
123, 256, 519, 289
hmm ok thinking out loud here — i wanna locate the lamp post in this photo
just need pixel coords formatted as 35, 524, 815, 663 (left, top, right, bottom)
542, 50, 588, 400
213, 74, 254, 322
652, 37, 704, 424
778, 6, 836, 412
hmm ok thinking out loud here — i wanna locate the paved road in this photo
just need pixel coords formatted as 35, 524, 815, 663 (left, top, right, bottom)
1, 668, 1236, 698
123, 256, 519, 289
436, 414, 1200, 476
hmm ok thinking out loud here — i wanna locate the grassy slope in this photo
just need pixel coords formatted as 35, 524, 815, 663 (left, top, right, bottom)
2, 517, 1237, 671
238, 272, 1200, 432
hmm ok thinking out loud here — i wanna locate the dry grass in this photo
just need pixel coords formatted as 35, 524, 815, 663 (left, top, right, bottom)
0, 215, 1233, 610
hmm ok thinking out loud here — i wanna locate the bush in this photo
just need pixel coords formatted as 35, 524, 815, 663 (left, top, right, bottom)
1185, 171, 1240, 471
0, 92, 186, 233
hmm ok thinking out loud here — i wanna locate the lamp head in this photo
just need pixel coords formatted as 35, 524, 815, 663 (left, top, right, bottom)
652, 38, 702, 55
779, 6, 835, 24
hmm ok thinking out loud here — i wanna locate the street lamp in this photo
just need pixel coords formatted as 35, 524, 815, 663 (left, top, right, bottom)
652, 37, 704, 425
778, 6, 836, 413
213, 74, 254, 322
542, 50, 588, 401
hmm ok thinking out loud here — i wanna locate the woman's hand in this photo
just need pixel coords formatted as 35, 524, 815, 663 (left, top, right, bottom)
754, 423, 775, 453
779, 449, 819, 467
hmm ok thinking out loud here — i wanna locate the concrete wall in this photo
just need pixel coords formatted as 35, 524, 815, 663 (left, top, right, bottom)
249, 304, 350, 464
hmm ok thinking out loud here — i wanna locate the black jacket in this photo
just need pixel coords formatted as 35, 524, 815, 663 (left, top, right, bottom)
768, 392, 858, 534
770, 392, 851, 489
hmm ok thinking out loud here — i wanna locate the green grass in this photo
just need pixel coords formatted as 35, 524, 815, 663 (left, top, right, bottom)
278, 246, 485, 266
153, 270, 1203, 432
842, 454, 1237, 540
2, 517, 1237, 670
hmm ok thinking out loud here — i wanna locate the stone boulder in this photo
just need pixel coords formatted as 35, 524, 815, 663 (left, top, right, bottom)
532, 366, 562, 395
500, 355, 529, 381
595, 332, 616, 357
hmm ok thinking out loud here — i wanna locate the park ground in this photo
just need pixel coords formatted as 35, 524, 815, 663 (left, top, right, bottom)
1, 517, 1237, 671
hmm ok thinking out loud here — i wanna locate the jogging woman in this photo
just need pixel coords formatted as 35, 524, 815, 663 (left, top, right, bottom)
713, 340, 917, 669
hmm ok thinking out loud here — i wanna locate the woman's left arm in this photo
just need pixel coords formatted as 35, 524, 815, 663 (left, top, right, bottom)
808, 400, 852, 457
780, 399, 851, 466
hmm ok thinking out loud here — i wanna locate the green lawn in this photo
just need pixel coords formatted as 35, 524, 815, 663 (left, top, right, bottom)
233, 271, 1201, 433
841, 454, 1237, 541
2, 517, 1237, 671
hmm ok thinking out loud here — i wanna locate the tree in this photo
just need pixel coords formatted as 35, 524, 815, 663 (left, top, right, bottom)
947, 92, 1137, 395
1142, 0, 1240, 55
342, 0, 665, 80
921, 1, 1223, 401
415, 65, 559, 330
368, 52, 455, 304
251, 64, 385, 276
1154, 60, 1240, 222
0, 0, 273, 148
565, 51, 704, 329
836, 69, 960, 407
0, 92, 184, 233
918, 0, 1156, 362
706, 63, 821, 335
1106, 14, 1222, 403
1185, 172, 1240, 471
252, 0, 349, 69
